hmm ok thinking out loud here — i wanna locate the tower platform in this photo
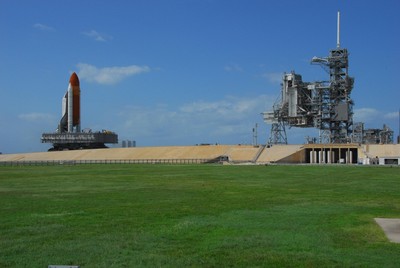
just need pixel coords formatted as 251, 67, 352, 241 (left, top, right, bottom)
41, 132, 118, 151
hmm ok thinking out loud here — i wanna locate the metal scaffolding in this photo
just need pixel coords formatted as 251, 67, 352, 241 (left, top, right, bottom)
263, 12, 356, 144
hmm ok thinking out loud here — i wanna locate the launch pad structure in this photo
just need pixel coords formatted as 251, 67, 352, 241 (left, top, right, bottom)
41, 131, 118, 151
263, 12, 394, 145
41, 72, 118, 151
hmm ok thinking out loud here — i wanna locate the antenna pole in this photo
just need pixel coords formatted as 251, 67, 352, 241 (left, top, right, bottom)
337, 11, 340, 48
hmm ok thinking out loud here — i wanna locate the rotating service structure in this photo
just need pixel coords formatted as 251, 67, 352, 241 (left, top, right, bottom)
41, 72, 118, 151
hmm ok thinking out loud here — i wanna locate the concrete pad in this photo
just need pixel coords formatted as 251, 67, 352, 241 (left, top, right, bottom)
374, 218, 400, 243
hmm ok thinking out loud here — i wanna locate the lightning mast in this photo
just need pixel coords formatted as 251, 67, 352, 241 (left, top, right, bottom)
337, 11, 340, 48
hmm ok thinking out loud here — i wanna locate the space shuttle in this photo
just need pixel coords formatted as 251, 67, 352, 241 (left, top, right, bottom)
58, 72, 80, 133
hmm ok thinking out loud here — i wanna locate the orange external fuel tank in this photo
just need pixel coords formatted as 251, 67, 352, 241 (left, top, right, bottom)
69, 72, 80, 126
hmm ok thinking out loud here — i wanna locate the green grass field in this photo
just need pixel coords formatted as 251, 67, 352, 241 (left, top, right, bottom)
1, 164, 399, 267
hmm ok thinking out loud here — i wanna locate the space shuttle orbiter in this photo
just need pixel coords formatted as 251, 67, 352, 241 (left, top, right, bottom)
59, 72, 80, 133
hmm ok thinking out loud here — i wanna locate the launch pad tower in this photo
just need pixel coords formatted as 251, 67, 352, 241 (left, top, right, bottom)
263, 12, 394, 145
311, 45, 354, 143
263, 12, 355, 144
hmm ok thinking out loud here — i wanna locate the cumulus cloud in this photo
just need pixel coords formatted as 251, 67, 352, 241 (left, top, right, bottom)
224, 63, 243, 72
384, 111, 399, 119
353, 108, 381, 123
117, 95, 274, 145
353, 108, 399, 128
33, 23, 55, 31
76, 63, 150, 85
82, 30, 112, 42
180, 97, 269, 119
261, 72, 282, 84
18, 113, 55, 123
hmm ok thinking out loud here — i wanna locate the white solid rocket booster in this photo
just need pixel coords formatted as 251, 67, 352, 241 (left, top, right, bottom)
67, 83, 73, 132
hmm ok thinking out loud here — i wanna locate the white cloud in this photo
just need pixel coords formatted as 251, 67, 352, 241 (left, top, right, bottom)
224, 63, 243, 72
116, 95, 274, 145
76, 63, 150, 85
353, 108, 398, 129
353, 108, 381, 123
261, 72, 282, 84
33, 23, 55, 31
18, 113, 55, 123
180, 97, 269, 120
83, 30, 112, 42
384, 111, 399, 119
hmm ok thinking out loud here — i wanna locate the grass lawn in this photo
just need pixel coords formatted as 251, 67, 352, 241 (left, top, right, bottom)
1, 164, 399, 267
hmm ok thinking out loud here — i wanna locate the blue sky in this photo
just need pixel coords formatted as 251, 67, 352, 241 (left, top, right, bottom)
1, 0, 399, 153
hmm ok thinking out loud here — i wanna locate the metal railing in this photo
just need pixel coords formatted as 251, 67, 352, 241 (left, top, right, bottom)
0, 158, 218, 166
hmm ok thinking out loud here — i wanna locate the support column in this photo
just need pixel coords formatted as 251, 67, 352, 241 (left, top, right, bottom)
310, 150, 314, 163
327, 148, 331, 164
